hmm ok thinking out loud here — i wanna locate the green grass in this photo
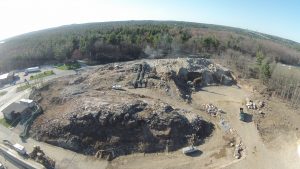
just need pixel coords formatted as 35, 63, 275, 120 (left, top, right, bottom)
0, 118, 12, 128
0, 91, 7, 96
16, 84, 32, 92
29, 70, 55, 80
16, 79, 48, 93
56, 62, 81, 70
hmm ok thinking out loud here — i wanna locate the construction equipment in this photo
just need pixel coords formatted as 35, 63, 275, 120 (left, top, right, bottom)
95, 149, 116, 161
29, 145, 55, 169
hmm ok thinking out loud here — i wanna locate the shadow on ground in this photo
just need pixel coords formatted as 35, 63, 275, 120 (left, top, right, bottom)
243, 113, 253, 123
186, 150, 203, 157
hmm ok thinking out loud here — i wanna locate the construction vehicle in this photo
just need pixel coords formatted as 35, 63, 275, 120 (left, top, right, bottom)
29, 145, 55, 169
95, 149, 116, 161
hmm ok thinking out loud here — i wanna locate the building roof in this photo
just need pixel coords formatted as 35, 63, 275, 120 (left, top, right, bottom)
1, 102, 30, 115
26, 67, 40, 71
0, 72, 14, 80
20, 99, 34, 104
0, 73, 9, 80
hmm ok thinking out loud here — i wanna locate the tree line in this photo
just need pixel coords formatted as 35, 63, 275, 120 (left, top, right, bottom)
1, 21, 299, 72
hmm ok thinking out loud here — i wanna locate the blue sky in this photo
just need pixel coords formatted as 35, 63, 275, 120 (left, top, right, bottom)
0, 0, 299, 42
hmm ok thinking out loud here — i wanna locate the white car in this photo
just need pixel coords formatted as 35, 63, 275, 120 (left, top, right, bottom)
112, 84, 122, 90
0, 162, 4, 169
182, 146, 198, 154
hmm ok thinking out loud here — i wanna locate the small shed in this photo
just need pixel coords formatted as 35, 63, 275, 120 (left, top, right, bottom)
0, 72, 14, 85
1, 101, 32, 122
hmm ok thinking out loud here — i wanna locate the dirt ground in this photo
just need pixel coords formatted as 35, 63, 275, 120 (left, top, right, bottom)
108, 84, 300, 169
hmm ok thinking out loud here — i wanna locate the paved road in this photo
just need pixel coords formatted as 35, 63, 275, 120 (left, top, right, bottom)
0, 152, 25, 169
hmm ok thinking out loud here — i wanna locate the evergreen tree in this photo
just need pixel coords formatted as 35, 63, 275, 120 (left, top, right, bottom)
260, 61, 272, 83
256, 51, 264, 66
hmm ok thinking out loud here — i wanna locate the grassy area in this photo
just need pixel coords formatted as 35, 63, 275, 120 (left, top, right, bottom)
0, 118, 11, 128
29, 70, 55, 80
16, 84, 31, 92
0, 91, 7, 96
16, 79, 47, 93
56, 62, 81, 70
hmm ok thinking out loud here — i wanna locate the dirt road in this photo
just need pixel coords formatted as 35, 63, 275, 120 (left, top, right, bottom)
194, 86, 291, 169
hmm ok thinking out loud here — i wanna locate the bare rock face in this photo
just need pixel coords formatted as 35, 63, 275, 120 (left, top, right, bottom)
182, 58, 234, 86
32, 100, 213, 156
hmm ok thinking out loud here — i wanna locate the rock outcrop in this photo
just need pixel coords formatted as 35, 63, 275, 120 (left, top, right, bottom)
31, 100, 213, 157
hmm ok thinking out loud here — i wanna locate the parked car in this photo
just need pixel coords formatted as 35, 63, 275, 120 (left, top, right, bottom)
182, 146, 199, 154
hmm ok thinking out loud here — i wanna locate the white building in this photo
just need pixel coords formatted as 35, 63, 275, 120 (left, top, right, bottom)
19, 99, 35, 108
0, 72, 14, 85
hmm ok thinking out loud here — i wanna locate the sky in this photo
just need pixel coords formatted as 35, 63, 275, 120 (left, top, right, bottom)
0, 0, 299, 42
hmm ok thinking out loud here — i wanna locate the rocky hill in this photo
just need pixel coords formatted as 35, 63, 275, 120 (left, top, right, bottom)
28, 58, 235, 159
